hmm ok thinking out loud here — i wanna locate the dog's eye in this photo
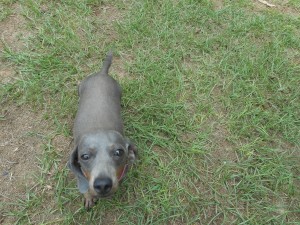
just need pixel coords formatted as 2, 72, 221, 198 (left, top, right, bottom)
114, 149, 124, 157
81, 154, 90, 160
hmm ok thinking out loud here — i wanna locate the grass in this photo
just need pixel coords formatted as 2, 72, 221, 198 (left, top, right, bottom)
1, 0, 300, 224
0, 0, 16, 21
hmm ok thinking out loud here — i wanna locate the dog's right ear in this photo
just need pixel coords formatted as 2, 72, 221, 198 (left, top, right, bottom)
68, 146, 89, 193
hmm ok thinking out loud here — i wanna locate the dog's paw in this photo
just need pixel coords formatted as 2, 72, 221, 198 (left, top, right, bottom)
84, 198, 94, 209
83, 193, 97, 210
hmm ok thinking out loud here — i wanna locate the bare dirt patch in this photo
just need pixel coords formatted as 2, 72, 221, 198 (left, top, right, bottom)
111, 52, 134, 78
93, 5, 123, 23
93, 5, 134, 78
211, 0, 224, 10
79, 4, 133, 79
0, 4, 43, 223
0, 105, 48, 222
0, 3, 31, 84
0, 65, 15, 84
212, 0, 300, 16
0, 3, 30, 52
0, 4, 49, 224
208, 84, 237, 164
0, 104, 74, 224
252, 0, 300, 16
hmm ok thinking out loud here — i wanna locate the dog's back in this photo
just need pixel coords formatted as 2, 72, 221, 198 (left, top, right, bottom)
73, 53, 123, 143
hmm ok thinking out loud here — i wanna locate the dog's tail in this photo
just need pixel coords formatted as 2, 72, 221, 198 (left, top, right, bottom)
100, 51, 113, 75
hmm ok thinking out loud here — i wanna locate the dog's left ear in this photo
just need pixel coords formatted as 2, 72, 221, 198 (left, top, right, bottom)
125, 139, 138, 164
68, 146, 89, 193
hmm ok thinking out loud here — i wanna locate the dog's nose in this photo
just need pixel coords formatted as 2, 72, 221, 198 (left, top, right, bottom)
93, 177, 112, 194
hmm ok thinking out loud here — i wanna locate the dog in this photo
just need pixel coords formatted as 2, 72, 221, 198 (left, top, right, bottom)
69, 52, 137, 209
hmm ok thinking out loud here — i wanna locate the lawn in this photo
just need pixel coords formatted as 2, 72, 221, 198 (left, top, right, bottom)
1, 0, 299, 224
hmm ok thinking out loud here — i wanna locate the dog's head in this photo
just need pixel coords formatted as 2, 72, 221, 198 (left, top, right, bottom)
69, 130, 137, 198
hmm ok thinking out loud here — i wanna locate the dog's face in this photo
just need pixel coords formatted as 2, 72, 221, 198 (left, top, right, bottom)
69, 130, 136, 198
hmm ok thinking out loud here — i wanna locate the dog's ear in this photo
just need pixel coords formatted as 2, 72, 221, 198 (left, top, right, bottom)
125, 139, 138, 164
68, 146, 89, 193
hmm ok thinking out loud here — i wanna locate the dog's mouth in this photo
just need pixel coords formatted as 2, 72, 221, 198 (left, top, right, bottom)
98, 192, 115, 198
117, 164, 129, 181
92, 187, 117, 199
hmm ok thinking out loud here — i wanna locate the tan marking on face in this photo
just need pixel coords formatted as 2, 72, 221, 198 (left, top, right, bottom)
82, 169, 91, 181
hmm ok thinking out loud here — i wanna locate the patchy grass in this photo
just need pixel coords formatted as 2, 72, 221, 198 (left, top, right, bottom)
1, 0, 299, 224
287, 0, 300, 9
0, 0, 16, 21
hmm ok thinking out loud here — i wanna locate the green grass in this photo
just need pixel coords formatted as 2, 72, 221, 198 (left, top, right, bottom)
1, 0, 300, 224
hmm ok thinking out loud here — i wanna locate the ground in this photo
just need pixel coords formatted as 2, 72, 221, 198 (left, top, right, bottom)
0, 0, 299, 224
0, 4, 42, 223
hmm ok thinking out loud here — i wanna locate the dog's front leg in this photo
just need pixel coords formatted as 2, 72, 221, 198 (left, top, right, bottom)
84, 191, 97, 209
